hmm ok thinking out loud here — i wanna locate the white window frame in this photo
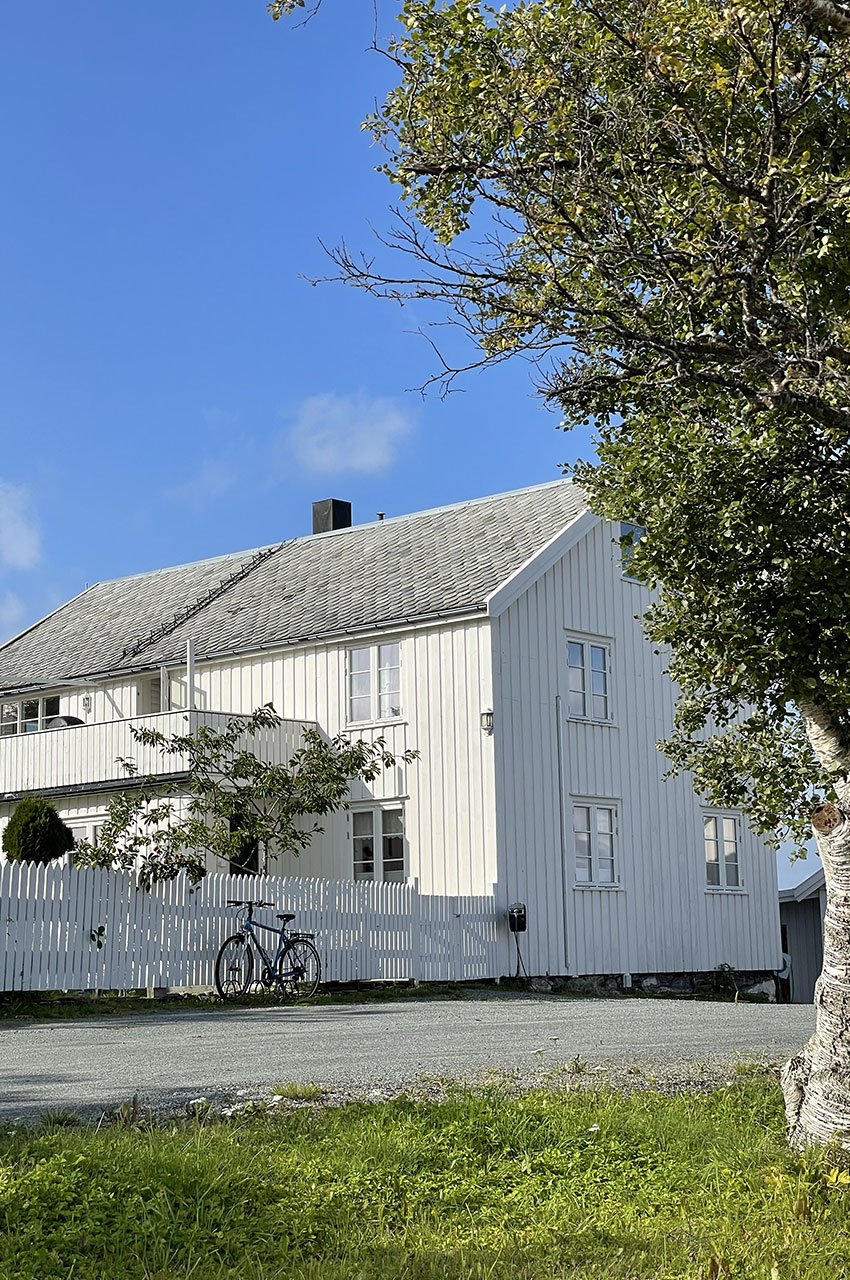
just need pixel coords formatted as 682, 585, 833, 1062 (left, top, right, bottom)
703, 811, 743, 890
351, 804, 405, 883
571, 799, 620, 888
565, 636, 612, 723
0, 694, 62, 736
346, 641, 403, 725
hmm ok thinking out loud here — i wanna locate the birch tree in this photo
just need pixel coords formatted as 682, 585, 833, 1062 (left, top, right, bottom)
272, 0, 850, 1148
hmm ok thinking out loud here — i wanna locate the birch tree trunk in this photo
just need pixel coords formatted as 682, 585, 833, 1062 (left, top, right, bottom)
781, 702, 850, 1149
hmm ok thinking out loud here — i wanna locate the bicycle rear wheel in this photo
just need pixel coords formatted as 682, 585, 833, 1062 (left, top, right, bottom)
277, 938, 321, 1000
215, 934, 253, 999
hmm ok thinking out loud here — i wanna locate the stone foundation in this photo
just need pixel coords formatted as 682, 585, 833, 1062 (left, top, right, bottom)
530, 968, 777, 1001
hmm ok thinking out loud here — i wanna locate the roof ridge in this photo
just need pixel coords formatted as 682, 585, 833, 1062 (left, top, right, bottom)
93, 478, 578, 589
119, 541, 287, 662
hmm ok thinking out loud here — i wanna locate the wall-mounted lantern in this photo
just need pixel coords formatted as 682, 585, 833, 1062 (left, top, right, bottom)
480, 709, 494, 735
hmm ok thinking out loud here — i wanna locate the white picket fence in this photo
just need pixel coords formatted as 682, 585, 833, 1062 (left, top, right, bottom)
0, 862, 503, 993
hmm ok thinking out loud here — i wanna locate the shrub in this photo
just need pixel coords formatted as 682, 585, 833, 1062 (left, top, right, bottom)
2, 796, 74, 864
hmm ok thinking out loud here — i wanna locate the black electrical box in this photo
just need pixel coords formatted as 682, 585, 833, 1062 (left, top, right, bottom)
508, 902, 527, 933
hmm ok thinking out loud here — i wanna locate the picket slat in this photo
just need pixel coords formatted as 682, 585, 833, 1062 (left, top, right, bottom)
0, 863, 500, 992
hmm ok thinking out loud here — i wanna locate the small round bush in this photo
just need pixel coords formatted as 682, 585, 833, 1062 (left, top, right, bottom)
2, 796, 75, 864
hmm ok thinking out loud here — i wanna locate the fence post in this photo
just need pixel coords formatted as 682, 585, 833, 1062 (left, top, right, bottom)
411, 877, 422, 984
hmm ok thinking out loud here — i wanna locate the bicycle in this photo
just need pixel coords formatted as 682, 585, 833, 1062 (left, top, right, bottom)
215, 899, 322, 1001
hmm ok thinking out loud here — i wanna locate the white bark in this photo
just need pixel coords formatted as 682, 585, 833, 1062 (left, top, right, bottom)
782, 703, 850, 1149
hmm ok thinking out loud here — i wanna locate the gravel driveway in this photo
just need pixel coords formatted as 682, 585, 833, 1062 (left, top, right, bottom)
0, 994, 815, 1119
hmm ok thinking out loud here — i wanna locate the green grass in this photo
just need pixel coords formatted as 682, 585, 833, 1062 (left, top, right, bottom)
0, 982, 477, 1023
2, 1080, 849, 1279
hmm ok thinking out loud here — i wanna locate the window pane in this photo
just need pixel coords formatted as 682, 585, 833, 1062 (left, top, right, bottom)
706, 861, 721, 886
43, 696, 60, 722
590, 646, 607, 672
569, 692, 585, 716
575, 858, 592, 882
592, 693, 609, 720
350, 647, 370, 673
573, 806, 591, 834
349, 696, 371, 723
574, 831, 591, 862
378, 667, 400, 693
598, 859, 616, 884
350, 671, 370, 698
590, 668, 607, 695
725, 860, 740, 888
22, 700, 39, 731
703, 816, 717, 841
382, 836, 404, 881
596, 808, 613, 834
597, 834, 614, 863
382, 809, 403, 836
1, 704, 18, 735
568, 642, 584, 668
353, 811, 374, 838
378, 643, 399, 669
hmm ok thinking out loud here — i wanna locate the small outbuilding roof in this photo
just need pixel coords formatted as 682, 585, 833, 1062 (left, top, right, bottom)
0, 480, 588, 693
778, 866, 825, 904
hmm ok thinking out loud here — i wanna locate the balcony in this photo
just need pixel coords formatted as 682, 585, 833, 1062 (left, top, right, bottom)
0, 711, 314, 800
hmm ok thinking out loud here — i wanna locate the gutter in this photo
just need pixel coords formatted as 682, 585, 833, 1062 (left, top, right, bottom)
0, 770, 192, 806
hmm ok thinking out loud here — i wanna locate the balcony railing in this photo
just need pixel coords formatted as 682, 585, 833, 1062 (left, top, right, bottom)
0, 710, 314, 799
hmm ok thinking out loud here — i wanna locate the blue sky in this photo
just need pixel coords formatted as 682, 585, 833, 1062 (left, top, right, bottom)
0, 2, 580, 638
0, 2, 815, 887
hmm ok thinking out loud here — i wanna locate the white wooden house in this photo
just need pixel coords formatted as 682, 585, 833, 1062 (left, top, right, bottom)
0, 480, 781, 983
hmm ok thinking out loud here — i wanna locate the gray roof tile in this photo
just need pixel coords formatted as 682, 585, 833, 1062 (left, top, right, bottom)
0, 480, 587, 692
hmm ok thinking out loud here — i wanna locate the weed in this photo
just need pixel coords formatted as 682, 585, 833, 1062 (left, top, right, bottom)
273, 1081, 324, 1101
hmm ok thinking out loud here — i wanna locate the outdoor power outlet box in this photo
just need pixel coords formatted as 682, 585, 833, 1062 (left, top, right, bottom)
508, 902, 527, 933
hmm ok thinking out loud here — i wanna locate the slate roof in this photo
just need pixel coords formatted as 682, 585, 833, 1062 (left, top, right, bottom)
0, 480, 587, 694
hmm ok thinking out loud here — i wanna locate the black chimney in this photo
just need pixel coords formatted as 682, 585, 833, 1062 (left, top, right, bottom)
312, 498, 352, 534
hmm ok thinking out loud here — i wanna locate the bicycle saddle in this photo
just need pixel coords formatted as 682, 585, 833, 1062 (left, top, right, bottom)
276, 912, 296, 923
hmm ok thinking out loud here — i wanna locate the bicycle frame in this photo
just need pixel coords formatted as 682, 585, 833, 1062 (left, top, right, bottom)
237, 905, 288, 976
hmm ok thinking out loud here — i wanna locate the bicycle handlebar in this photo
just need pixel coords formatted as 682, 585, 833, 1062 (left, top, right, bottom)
226, 899, 275, 908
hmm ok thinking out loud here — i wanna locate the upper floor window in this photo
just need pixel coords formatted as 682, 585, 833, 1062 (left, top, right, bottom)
704, 813, 741, 888
573, 801, 618, 886
567, 640, 611, 721
352, 806, 405, 882
620, 522, 645, 579
347, 642, 401, 724
1, 695, 61, 735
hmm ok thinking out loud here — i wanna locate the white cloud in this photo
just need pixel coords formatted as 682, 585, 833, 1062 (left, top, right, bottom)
284, 392, 415, 475
0, 481, 40, 569
165, 458, 238, 509
0, 591, 26, 643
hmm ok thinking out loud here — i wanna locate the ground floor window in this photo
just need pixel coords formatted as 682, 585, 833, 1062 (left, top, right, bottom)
572, 801, 618, 886
704, 812, 740, 888
352, 806, 405, 882
229, 816, 259, 876
66, 820, 105, 866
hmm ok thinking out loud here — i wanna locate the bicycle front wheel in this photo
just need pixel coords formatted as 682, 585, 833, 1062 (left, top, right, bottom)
277, 938, 321, 1000
215, 933, 254, 999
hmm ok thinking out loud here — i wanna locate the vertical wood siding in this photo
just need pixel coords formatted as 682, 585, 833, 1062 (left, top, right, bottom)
492, 519, 781, 979
172, 618, 496, 894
